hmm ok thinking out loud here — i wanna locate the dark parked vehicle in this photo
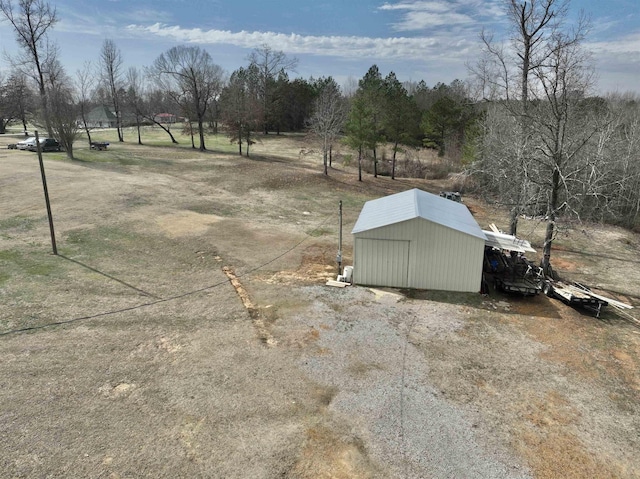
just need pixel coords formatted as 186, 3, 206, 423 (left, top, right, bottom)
27, 138, 61, 152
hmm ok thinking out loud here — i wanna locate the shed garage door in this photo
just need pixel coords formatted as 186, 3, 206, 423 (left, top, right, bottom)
354, 238, 410, 288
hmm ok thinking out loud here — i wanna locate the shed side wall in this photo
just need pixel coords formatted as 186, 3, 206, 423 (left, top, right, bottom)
353, 218, 484, 292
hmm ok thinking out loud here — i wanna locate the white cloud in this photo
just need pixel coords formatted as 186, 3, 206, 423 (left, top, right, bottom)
377, 0, 505, 32
379, 1, 472, 30
128, 23, 477, 61
587, 32, 640, 56
55, 6, 174, 36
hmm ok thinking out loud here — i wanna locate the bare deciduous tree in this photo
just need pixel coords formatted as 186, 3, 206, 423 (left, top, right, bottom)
473, 0, 574, 235
0, 0, 57, 136
100, 39, 124, 142
126, 67, 144, 145
529, 30, 596, 275
248, 44, 298, 135
142, 89, 179, 144
149, 45, 224, 151
308, 77, 346, 175
47, 66, 81, 159
75, 61, 95, 147
219, 65, 262, 156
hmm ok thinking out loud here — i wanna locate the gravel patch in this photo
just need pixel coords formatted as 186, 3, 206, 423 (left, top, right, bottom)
284, 286, 531, 478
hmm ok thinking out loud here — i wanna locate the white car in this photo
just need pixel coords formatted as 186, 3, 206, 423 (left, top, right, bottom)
16, 137, 38, 150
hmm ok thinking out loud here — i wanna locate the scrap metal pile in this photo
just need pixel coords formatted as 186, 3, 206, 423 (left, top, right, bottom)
482, 225, 634, 317
482, 226, 541, 296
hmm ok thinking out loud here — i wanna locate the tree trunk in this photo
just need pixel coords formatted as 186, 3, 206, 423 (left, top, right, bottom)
358, 146, 362, 182
136, 118, 142, 145
197, 115, 206, 151
83, 124, 92, 147
114, 98, 123, 142
38, 86, 53, 137
148, 117, 177, 143
509, 183, 522, 236
329, 145, 332, 167
392, 141, 399, 180
541, 167, 561, 276
373, 147, 378, 178
323, 138, 328, 175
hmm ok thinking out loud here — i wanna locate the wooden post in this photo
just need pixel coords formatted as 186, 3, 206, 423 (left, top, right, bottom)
336, 200, 343, 275
35, 130, 57, 255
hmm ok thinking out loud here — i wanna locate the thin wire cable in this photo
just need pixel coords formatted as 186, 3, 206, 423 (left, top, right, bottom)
0, 214, 333, 337
400, 309, 419, 479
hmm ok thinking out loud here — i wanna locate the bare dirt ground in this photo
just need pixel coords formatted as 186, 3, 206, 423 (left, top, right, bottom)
1, 130, 639, 478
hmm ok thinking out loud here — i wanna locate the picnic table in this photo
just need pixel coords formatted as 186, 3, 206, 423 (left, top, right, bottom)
90, 141, 110, 150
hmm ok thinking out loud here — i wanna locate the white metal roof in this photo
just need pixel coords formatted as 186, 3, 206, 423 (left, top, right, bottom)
351, 188, 486, 240
482, 230, 536, 253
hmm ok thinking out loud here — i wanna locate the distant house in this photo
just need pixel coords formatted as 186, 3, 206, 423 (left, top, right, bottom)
153, 113, 177, 124
351, 188, 486, 292
83, 106, 117, 128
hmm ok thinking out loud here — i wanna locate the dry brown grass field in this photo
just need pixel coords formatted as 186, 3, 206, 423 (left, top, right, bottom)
1, 127, 639, 478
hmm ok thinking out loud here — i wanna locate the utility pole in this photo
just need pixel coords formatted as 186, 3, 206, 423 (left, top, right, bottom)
35, 130, 57, 255
336, 200, 342, 275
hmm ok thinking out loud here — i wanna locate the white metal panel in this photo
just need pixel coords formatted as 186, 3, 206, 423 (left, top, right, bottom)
482, 230, 536, 253
353, 217, 484, 292
354, 238, 410, 288
352, 188, 486, 241
408, 219, 484, 292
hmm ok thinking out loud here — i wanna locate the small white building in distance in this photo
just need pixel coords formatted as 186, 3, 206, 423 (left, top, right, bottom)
351, 188, 486, 292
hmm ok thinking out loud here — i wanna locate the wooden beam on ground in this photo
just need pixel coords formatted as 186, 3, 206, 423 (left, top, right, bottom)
222, 266, 277, 346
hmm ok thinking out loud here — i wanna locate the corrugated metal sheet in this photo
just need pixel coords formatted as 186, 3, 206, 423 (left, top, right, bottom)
483, 230, 536, 253
352, 188, 486, 241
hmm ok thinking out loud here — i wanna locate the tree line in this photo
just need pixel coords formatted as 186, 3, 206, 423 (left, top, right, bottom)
2, 0, 639, 251
0, 1, 477, 161
468, 0, 640, 272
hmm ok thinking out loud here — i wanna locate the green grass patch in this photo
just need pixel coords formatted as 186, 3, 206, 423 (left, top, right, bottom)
305, 227, 333, 237
185, 202, 238, 217
0, 248, 61, 280
71, 149, 143, 166
62, 226, 138, 251
58, 225, 172, 272
0, 250, 21, 262
0, 216, 37, 232
64, 229, 92, 246
24, 262, 58, 276
77, 127, 239, 155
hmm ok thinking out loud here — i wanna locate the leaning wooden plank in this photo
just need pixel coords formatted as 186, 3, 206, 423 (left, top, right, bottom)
572, 282, 633, 309
583, 292, 633, 309
326, 280, 349, 288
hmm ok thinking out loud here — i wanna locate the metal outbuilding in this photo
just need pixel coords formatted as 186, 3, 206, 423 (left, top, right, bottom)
351, 188, 486, 292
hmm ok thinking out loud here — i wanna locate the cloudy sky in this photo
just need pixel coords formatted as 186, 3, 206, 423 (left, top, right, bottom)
1, 0, 638, 94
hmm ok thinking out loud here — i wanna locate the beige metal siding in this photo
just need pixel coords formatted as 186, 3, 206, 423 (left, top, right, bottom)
353, 218, 484, 292
408, 219, 484, 292
354, 238, 410, 288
